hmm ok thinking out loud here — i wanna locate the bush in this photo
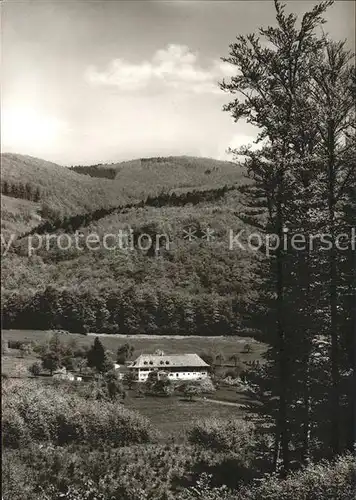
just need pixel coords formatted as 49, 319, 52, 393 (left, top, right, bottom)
2, 379, 157, 448
123, 370, 137, 389
145, 371, 173, 397
7, 340, 24, 350
28, 362, 41, 377
188, 418, 255, 456
177, 454, 356, 500
198, 378, 216, 394
236, 453, 356, 500
2, 442, 253, 500
178, 382, 204, 401
2, 407, 29, 448
2, 338, 9, 354
242, 343, 252, 354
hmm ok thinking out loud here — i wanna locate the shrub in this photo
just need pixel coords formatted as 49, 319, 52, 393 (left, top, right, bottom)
136, 385, 145, 398
123, 370, 137, 389
242, 343, 252, 354
2, 407, 29, 448
7, 340, 24, 350
198, 378, 216, 394
3, 442, 254, 500
28, 362, 41, 377
177, 454, 356, 500
2, 380, 157, 448
1, 338, 9, 354
236, 453, 356, 500
179, 382, 204, 401
188, 418, 255, 455
103, 370, 125, 400
177, 473, 232, 500
144, 371, 173, 396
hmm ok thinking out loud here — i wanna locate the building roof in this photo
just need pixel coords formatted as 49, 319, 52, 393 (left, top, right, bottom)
130, 353, 209, 369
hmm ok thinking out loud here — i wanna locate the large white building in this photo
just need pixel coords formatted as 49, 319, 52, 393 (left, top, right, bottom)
129, 353, 210, 382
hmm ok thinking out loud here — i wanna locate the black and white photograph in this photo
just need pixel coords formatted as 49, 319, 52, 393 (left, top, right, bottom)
1, 0, 355, 498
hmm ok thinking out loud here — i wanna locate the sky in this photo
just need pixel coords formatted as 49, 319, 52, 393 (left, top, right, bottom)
1, 0, 355, 166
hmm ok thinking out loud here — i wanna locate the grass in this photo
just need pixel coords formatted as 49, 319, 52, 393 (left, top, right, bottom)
1, 196, 41, 236
2, 329, 265, 362
1, 351, 38, 378
124, 392, 248, 438
2, 329, 262, 435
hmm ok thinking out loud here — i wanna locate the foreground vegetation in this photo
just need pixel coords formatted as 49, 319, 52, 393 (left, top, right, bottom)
2, 378, 355, 500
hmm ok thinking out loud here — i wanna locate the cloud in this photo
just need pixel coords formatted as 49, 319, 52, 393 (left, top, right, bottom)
85, 44, 235, 94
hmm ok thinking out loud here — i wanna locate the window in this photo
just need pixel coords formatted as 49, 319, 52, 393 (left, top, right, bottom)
149, 361, 153, 365
160, 360, 164, 365
144, 361, 148, 365
165, 361, 170, 365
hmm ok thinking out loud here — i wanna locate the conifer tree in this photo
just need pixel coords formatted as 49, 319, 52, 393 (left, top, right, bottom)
87, 337, 106, 372
220, 0, 335, 471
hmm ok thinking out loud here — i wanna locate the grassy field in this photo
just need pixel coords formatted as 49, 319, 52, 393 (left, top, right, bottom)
1, 351, 38, 378
124, 392, 248, 437
2, 330, 261, 437
2, 329, 265, 362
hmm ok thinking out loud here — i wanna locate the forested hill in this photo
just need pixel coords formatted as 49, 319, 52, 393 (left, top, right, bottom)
1, 152, 255, 336
1, 153, 244, 233
70, 156, 240, 182
1, 153, 124, 217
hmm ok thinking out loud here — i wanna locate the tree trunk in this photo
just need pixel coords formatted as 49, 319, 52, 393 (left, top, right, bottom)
328, 124, 340, 455
275, 168, 290, 474
347, 187, 356, 454
302, 380, 311, 464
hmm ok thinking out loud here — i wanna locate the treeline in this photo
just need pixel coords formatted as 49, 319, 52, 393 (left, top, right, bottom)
1, 180, 42, 202
70, 164, 117, 179
1, 285, 243, 336
21, 184, 234, 237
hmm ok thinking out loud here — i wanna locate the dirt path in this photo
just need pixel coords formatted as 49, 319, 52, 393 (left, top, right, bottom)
199, 397, 245, 407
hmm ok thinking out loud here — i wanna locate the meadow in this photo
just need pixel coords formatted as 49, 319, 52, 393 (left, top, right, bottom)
1, 329, 265, 371
124, 391, 251, 437
1, 328, 263, 442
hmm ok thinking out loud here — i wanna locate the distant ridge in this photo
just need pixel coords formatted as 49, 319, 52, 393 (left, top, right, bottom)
70, 155, 238, 181
1, 153, 244, 234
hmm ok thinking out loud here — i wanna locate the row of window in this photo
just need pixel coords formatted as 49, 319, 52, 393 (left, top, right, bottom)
142, 360, 170, 366
138, 371, 207, 377
137, 367, 206, 372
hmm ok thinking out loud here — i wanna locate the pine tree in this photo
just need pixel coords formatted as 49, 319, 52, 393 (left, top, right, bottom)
220, 0, 335, 471
87, 337, 108, 373
308, 39, 355, 455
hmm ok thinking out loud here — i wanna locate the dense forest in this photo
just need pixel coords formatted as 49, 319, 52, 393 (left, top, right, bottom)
70, 164, 117, 179
20, 184, 234, 237
1, 180, 42, 202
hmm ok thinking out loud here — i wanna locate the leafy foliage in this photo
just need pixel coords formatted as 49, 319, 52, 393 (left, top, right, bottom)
2, 379, 157, 448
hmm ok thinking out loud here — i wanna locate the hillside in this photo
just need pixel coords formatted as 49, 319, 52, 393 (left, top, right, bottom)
0, 153, 126, 220
1, 152, 256, 336
1, 153, 244, 235
1, 195, 42, 236
71, 156, 242, 191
